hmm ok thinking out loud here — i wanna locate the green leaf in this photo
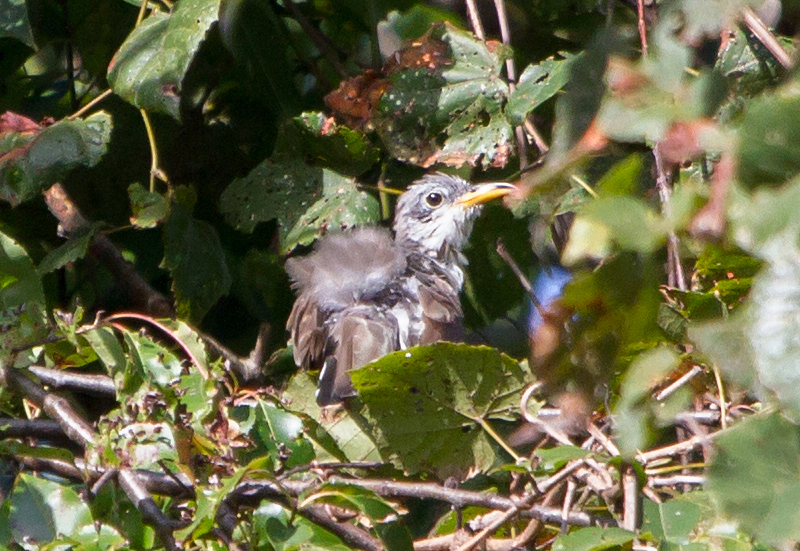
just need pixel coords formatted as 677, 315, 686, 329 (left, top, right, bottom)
717, 28, 784, 97
254, 398, 315, 470
550, 29, 617, 161
108, 0, 223, 120
567, 196, 665, 260
737, 89, 800, 188
374, 22, 513, 168
740, 229, 800, 420
552, 526, 636, 551
36, 227, 96, 275
162, 195, 231, 322
689, 312, 755, 387
708, 412, 800, 544
284, 372, 379, 463
273, 112, 381, 176
83, 326, 129, 395
218, 0, 300, 117
252, 502, 350, 551
122, 326, 183, 387
282, 169, 381, 253
0, 0, 35, 48
220, 159, 322, 234
8, 473, 99, 545
128, 183, 169, 229
642, 497, 702, 545
534, 445, 592, 472
0, 112, 112, 206
619, 346, 680, 406
507, 54, 578, 125
303, 484, 413, 551
220, 161, 380, 252
350, 343, 529, 477
0, 231, 48, 354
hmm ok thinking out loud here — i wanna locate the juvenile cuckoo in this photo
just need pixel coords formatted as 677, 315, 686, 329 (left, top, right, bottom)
286, 173, 516, 405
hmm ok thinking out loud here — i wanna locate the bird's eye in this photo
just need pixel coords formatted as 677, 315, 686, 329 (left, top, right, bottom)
425, 192, 444, 208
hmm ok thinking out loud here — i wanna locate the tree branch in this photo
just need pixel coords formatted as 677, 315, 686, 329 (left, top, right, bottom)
42, 183, 174, 318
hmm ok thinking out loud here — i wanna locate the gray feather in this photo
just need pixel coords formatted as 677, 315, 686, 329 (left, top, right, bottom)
285, 227, 407, 312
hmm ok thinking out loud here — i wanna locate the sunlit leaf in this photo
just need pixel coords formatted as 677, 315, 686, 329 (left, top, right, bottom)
351, 343, 529, 477
0, 112, 112, 206
128, 183, 169, 229
108, 0, 223, 119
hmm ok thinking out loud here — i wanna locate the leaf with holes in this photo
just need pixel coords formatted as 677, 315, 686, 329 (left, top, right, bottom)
350, 343, 529, 477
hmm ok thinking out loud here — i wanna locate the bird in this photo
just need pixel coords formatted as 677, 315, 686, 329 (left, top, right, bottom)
285, 173, 517, 405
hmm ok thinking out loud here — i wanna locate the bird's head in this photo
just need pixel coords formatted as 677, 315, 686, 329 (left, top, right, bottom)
393, 173, 516, 256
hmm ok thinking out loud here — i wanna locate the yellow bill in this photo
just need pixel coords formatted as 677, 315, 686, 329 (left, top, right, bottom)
457, 182, 518, 208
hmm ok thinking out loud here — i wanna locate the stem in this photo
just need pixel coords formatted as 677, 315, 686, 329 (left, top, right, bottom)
712, 365, 728, 430
67, 89, 113, 120
140, 109, 162, 192
477, 417, 521, 462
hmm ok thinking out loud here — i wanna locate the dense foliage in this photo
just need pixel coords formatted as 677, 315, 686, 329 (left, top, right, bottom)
2, 0, 800, 548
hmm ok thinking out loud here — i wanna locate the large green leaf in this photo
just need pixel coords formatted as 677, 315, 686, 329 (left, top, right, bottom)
162, 192, 231, 322
350, 343, 529, 477
0, 0, 34, 48
107, 0, 223, 120
8, 473, 125, 547
374, 22, 513, 168
0, 112, 112, 206
220, 162, 380, 252
708, 413, 800, 544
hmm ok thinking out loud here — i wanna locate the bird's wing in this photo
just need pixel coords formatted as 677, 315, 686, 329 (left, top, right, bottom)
417, 277, 465, 344
317, 307, 399, 405
287, 293, 327, 370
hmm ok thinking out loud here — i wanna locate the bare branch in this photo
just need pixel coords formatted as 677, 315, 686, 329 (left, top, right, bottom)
42, 184, 173, 317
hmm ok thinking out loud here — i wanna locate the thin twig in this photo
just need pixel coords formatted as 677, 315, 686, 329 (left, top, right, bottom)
284, 0, 348, 78
742, 7, 792, 69
621, 464, 639, 531
495, 240, 546, 315
0, 364, 96, 447
712, 365, 728, 430
490, 0, 529, 167
648, 475, 704, 487
464, 0, 485, 40
653, 145, 687, 290
655, 365, 703, 401
136, 0, 149, 25
105, 313, 209, 378
140, 109, 166, 192
67, 89, 113, 121
636, 0, 648, 56
478, 418, 522, 462
636, 433, 714, 464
